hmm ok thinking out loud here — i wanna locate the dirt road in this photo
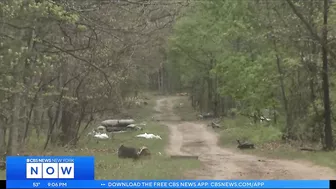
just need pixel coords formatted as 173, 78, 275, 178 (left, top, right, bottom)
156, 96, 335, 179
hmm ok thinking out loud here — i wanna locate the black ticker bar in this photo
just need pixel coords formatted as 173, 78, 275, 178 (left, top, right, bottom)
0, 180, 5, 188
330, 180, 335, 189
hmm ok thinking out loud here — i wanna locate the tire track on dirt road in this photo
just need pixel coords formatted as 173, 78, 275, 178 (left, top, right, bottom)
156, 96, 336, 179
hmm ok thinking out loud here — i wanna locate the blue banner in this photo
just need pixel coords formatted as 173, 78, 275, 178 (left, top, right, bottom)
6, 156, 94, 180
5, 180, 329, 188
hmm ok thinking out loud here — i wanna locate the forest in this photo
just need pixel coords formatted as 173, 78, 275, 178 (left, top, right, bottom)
0, 0, 335, 171
0, 0, 183, 157
167, 0, 336, 151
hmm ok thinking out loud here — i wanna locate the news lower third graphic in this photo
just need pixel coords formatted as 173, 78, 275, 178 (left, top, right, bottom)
6, 156, 94, 180
5, 156, 332, 189
5, 180, 331, 188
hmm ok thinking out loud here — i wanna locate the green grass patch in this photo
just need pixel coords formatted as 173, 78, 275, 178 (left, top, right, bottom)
218, 116, 336, 170
77, 121, 200, 179
218, 117, 283, 146
0, 170, 4, 180
0, 93, 200, 179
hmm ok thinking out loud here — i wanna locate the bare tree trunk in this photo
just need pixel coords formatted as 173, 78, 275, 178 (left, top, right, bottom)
6, 26, 28, 155
157, 71, 161, 93
275, 52, 292, 138
17, 99, 27, 147
207, 77, 213, 113
7, 94, 21, 156
34, 97, 44, 142
272, 105, 277, 124
22, 28, 37, 145
214, 77, 219, 117
52, 71, 64, 146
44, 104, 60, 150
159, 63, 164, 94
321, 0, 334, 150
265, 1, 292, 139
0, 124, 6, 156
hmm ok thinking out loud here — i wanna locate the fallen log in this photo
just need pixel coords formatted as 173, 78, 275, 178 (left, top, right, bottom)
118, 119, 135, 125
237, 140, 255, 149
170, 155, 199, 159
105, 125, 142, 132
105, 126, 127, 132
101, 119, 135, 127
300, 148, 317, 152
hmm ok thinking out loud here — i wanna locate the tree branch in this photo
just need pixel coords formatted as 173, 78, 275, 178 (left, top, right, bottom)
285, 0, 336, 62
41, 39, 115, 89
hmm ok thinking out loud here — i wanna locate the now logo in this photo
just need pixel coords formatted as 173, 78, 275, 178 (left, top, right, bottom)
26, 163, 74, 179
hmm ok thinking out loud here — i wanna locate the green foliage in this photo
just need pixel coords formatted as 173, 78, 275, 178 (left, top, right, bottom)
167, 0, 336, 146
168, 0, 281, 113
0, 0, 82, 124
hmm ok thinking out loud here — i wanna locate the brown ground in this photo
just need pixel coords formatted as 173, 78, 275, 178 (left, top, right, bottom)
156, 96, 336, 180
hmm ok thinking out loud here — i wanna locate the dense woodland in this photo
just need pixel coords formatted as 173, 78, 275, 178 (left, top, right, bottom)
167, 0, 336, 151
0, 0, 335, 160
0, 0, 185, 157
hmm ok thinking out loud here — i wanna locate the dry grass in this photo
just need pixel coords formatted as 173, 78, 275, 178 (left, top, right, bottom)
0, 93, 200, 180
